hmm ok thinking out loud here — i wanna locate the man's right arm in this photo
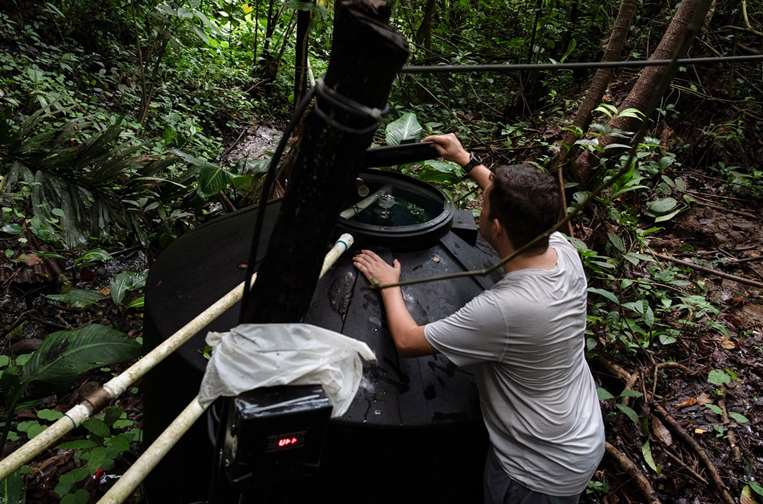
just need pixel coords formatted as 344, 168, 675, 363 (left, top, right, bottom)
422, 133, 492, 190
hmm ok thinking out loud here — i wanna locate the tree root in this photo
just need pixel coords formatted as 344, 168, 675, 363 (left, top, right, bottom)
652, 252, 763, 289
594, 357, 737, 504
718, 399, 743, 463
605, 442, 662, 504
653, 404, 736, 504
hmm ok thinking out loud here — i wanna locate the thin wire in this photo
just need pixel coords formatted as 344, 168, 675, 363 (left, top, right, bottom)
400, 54, 763, 74
239, 85, 317, 321
239, 77, 391, 320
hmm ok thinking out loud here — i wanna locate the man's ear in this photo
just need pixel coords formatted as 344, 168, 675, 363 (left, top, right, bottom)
491, 217, 504, 242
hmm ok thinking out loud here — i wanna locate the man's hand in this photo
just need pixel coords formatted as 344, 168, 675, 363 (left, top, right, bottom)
423, 133, 470, 166
353, 250, 400, 286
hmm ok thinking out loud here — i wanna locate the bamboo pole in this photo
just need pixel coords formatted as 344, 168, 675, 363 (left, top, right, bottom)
0, 234, 354, 481
96, 234, 354, 503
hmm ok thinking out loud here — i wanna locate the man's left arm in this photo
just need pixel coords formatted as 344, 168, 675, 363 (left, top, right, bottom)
353, 250, 433, 357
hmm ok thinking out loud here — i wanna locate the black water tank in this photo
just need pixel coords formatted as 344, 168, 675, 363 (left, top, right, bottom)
143, 169, 500, 503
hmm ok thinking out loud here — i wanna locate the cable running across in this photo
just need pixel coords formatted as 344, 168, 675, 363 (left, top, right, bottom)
400, 54, 763, 74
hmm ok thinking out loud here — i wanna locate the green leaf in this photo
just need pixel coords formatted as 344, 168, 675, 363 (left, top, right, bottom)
112, 419, 135, 429
729, 412, 749, 424
58, 439, 98, 450
385, 113, 423, 145
126, 296, 144, 310
37, 409, 64, 421
1, 468, 26, 504
197, 161, 233, 198
110, 271, 147, 305
659, 333, 677, 345
618, 108, 646, 120
607, 232, 625, 253
619, 389, 643, 399
597, 387, 615, 401
616, 403, 640, 425
707, 369, 731, 386
594, 103, 617, 118
74, 248, 112, 266
748, 481, 763, 496
0, 355, 9, 368
647, 197, 678, 215
22, 325, 140, 386
588, 288, 619, 305
54, 466, 90, 497
60, 489, 89, 504
641, 441, 660, 473
82, 418, 110, 438
46, 289, 105, 309
16, 420, 45, 439
705, 404, 722, 415
1, 223, 22, 236
654, 208, 682, 223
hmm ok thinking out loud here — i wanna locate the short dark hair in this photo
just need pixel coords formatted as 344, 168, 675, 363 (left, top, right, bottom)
488, 163, 561, 253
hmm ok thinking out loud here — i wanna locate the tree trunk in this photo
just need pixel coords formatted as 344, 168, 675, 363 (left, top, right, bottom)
572, 0, 713, 178
552, 0, 638, 171
414, 0, 436, 50
294, 1, 314, 105
240, 0, 409, 324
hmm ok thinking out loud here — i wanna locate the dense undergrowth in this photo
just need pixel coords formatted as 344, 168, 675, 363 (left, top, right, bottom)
1, 0, 762, 502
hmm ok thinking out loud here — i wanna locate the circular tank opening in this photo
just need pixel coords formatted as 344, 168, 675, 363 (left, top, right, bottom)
337, 170, 454, 249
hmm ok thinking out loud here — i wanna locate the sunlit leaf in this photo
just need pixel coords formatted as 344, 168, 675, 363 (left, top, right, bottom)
616, 403, 640, 425
385, 113, 423, 145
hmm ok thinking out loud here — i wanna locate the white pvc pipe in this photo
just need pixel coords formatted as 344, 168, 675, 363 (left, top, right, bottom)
0, 235, 353, 481
97, 397, 206, 504
339, 185, 391, 220
95, 236, 353, 503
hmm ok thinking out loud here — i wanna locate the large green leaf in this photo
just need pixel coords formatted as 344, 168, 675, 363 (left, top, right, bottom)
110, 271, 147, 305
197, 162, 234, 198
22, 325, 140, 385
647, 197, 678, 215
385, 113, 423, 145
46, 289, 105, 308
1, 468, 26, 504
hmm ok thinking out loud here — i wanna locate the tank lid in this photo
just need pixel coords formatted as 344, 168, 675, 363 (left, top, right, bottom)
336, 169, 454, 250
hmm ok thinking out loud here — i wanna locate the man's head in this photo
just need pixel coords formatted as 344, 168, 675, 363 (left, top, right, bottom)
479, 163, 561, 254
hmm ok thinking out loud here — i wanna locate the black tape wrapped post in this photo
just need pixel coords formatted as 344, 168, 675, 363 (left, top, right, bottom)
239, 0, 409, 324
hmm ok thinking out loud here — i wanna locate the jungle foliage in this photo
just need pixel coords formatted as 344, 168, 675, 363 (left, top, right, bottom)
1, 0, 762, 502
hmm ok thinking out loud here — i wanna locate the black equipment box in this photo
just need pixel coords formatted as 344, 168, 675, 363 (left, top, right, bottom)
223, 385, 332, 488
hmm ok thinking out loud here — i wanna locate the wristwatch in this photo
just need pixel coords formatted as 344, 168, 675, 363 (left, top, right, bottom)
462, 152, 483, 176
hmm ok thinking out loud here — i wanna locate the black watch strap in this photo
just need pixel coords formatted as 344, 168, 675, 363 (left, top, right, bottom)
462, 152, 482, 175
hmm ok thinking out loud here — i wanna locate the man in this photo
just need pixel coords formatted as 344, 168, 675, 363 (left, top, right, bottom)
352, 133, 605, 503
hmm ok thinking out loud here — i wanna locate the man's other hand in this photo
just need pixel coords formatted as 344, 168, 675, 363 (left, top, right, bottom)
423, 133, 470, 166
353, 250, 401, 286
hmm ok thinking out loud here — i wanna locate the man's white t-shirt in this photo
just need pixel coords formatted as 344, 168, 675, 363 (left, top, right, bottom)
424, 232, 605, 497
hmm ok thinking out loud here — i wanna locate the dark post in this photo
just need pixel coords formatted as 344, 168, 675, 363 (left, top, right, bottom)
294, 0, 314, 104
240, 0, 409, 323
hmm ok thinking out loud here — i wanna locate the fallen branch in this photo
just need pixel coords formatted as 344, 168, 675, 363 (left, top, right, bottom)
652, 252, 763, 289
653, 404, 735, 504
661, 446, 708, 485
605, 442, 662, 504
687, 195, 758, 219
718, 400, 742, 463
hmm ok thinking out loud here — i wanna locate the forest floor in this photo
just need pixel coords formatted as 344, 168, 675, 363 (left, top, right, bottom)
585, 167, 763, 503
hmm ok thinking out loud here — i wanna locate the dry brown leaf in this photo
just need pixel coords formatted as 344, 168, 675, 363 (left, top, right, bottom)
651, 415, 673, 446
99, 287, 111, 296
694, 428, 707, 435
720, 337, 737, 350
696, 393, 712, 405
675, 397, 697, 408
20, 253, 42, 266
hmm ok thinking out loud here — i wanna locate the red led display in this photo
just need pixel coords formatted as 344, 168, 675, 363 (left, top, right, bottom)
265, 431, 306, 452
